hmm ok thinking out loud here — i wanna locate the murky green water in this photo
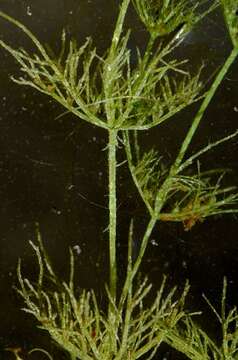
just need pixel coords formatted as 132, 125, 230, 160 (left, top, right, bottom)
0, 1, 238, 358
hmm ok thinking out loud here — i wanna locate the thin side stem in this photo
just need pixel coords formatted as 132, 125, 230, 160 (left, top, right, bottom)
178, 129, 238, 173
127, 180, 171, 288
108, 129, 118, 301
111, 0, 131, 52
119, 216, 157, 309
163, 332, 211, 360
124, 131, 153, 215
172, 46, 238, 174
142, 35, 156, 69
120, 47, 238, 307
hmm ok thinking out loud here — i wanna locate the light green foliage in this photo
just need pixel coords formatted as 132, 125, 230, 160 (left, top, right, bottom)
1, 0, 238, 358
126, 130, 238, 230
203, 278, 238, 359
0, 8, 203, 132
0, 14, 107, 129
220, 0, 238, 47
163, 278, 238, 360
18, 236, 192, 360
18, 237, 238, 360
132, 0, 219, 39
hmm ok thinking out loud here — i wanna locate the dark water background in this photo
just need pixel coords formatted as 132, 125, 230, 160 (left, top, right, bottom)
0, 1, 238, 359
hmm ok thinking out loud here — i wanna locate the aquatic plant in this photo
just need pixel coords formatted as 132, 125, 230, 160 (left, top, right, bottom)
0, 0, 238, 358
16, 235, 238, 360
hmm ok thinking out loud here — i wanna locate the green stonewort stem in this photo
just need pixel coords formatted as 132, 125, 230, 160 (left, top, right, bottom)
171, 46, 238, 175
108, 129, 118, 301
126, 181, 169, 290
163, 332, 212, 360
134, 333, 165, 359
0, 11, 49, 60
111, 0, 131, 52
104, 0, 130, 126
124, 132, 154, 215
142, 35, 156, 68
132, 47, 238, 266
120, 46, 238, 306
119, 216, 157, 309
106, 0, 133, 302
140, 47, 238, 262
120, 142, 179, 304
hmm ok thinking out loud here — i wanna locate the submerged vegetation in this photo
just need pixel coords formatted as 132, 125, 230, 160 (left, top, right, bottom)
0, 0, 238, 358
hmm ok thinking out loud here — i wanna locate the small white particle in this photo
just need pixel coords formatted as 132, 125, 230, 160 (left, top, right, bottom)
26, 5, 32, 16
73, 245, 82, 255
151, 239, 159, 246
51, 207, 62, 215
234, 106, 238, 112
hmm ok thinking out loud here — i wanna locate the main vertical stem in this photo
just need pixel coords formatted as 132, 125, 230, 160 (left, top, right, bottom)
108, 129, 118, 301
